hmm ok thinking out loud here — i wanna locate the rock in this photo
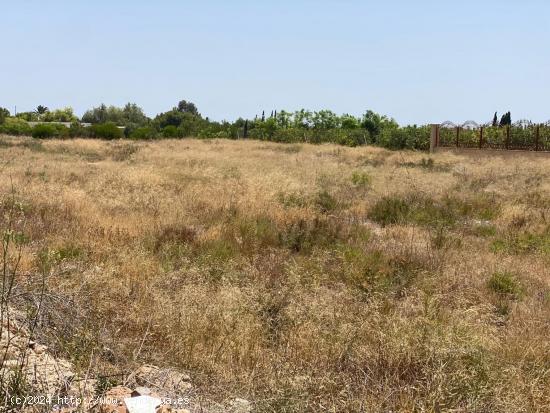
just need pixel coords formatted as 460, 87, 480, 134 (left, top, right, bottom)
132, 387, 152, 397
228, 398, 252, 413
127, 365, 192, 396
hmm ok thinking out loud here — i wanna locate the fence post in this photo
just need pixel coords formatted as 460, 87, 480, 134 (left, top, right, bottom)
430, 124, 439, 153
479, 126, 484, 149
535, 124, 540, 151
455, 126, 460, 148
505, 126, 510, 149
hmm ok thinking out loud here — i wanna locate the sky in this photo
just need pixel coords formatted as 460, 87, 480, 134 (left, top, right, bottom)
1, 0, 549, 125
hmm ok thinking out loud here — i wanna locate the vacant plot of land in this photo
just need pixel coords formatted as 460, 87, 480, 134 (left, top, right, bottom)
1, 136, 549, 412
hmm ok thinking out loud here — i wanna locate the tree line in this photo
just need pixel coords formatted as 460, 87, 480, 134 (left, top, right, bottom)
0, 101, 518, 150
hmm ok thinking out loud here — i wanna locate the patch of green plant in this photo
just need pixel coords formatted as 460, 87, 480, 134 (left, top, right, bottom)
31, 123, 69, 139
491, 229, 550, 255
237, 215, 279, 251
488, 271, 522, 298
468, 222, 497, 238
314, 190, 338, 213
367, 196, 411, 227
277, 192, 308, 208
88, 122, 123, 140
351, 171, 371, 187
55, 243, 84, 261
201, 238, 238, 262
162, 125, 179, 138
368, 194, 499, 228
338, 246, 422, 296
129, 126, 157, 140
279, 218, 341, 253
37, 244, 84, 271
95, 375, 119, 396
0, 117, 32, 136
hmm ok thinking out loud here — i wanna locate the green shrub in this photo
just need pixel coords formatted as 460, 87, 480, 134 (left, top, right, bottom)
162, 125, 179, 138
277, 192, 307, 208
492, 229, 550, 255
88, 122, 123, 140
32, 124, 56, 139
351, 171, 371, 187
32, 123, 69, 139
368, 196, 411, 226
0, 107, 9, 124
368, 194, 498, 228
488, 271, 522, 298
279, 218, 340, 253
0, 118, 32, 136
378, 126, 430, 150
314, 190, 338, 213
69, 122, 85, 138
130, 126, 157, 140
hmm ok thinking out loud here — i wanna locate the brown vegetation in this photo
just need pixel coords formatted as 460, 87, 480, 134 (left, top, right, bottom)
1, 135, 549, 412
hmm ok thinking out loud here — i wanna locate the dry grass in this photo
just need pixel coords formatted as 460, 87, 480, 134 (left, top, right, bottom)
1, 135, 550, 412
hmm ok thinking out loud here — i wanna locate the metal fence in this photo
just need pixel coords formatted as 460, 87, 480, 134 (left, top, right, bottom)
435, 121, 550, 151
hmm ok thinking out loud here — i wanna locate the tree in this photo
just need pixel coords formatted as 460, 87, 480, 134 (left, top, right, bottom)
293, 109, 313, 129
82, 103, 148, 126
492, 112, 498, 127
82, 104, 109, 124
36, 105, 49, 115
312, 110, 339, 129
122, 103, 149, 125
0, 107, 9, 124
340, 114, 360, 129
43, 107, 78, 122
177, 100, 199, 116
499, 111, 511, 127
361, 110, 398, 142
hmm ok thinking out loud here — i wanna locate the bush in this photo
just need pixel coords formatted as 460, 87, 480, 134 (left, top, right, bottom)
0, 107, 9, 124
31, 123, 69, 139
69, 122, 85, 138
315, 190, 338, 213
351, 171, 371, 187
32, 124, 58, 139
162, 125, 179, 138
488, 271, 522, 298
88, 122, 123, 140
130, 126, 157, 140
368, 196, 411, 226
379, 126, 430, 150
368, 194, 497, 228
0, 118, 32, 136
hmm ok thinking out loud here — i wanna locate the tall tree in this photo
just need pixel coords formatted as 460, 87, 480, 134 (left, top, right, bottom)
0, 107, 9, 124
177, 100, 199, 116
36, 105, 49, 115
499, 111, 511, 126
492, 112, 498, 127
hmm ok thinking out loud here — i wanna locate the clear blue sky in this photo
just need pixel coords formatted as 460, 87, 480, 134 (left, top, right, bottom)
2, 0, 549, 125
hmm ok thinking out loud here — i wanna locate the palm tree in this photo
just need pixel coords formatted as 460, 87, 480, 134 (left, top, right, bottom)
36, 105, 49, 115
